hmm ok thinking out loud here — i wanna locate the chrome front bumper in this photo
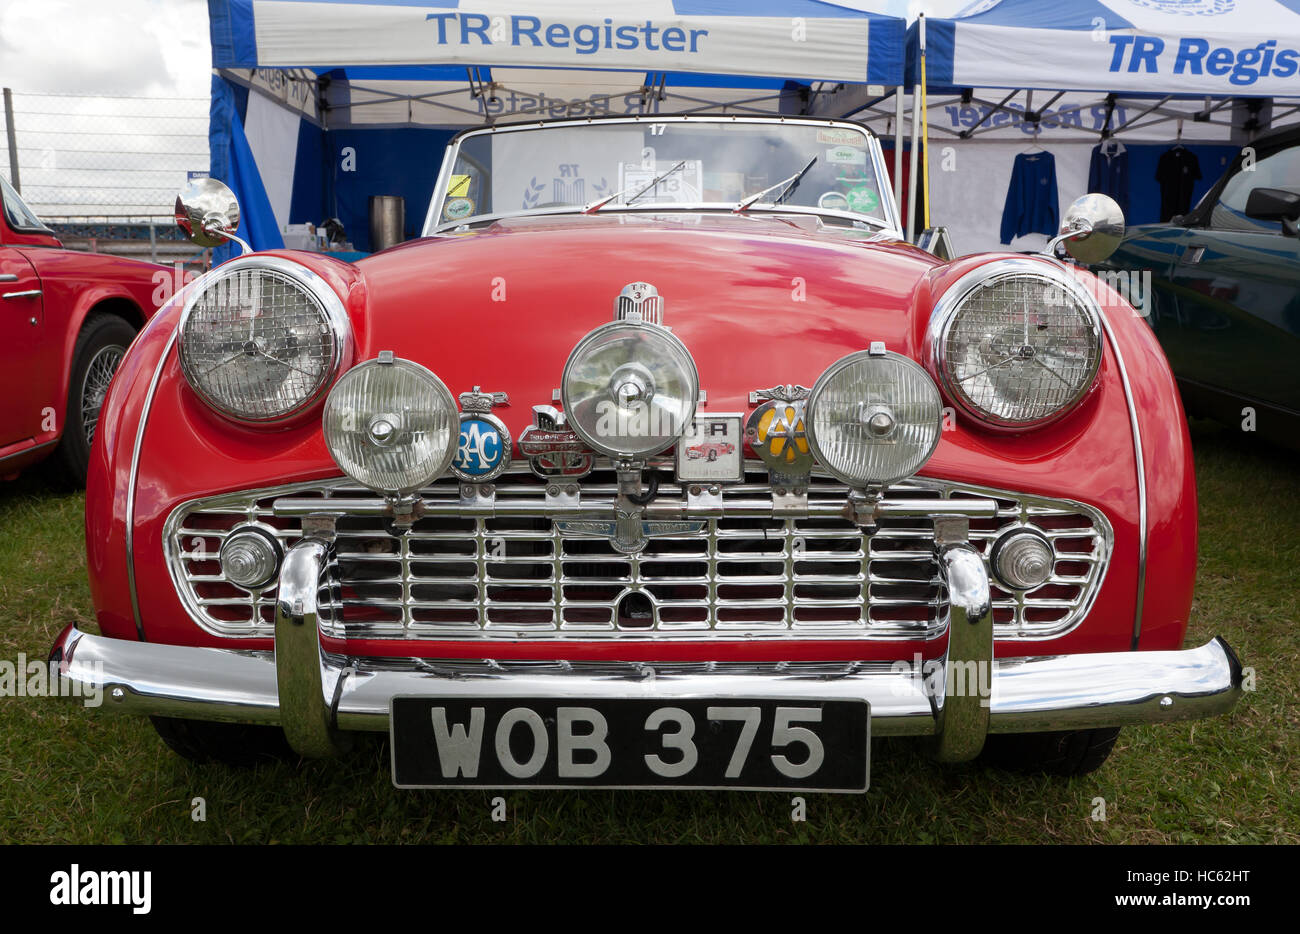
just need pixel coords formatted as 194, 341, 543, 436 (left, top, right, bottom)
52, 523, 1244, 763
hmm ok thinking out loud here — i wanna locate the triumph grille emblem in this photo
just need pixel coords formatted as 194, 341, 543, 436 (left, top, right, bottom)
556, 514, 706, 555
451, 387, 512, 483
518, 405, 595, 480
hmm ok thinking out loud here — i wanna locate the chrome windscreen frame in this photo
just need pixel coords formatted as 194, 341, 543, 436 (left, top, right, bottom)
422, 114, 904, 239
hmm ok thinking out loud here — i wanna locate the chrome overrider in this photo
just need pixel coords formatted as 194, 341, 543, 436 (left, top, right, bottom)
50, 495, 1244, 762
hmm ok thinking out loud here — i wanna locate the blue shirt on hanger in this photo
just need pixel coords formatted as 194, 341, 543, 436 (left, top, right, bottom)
1088, 140, 1129, 216
1000, 151, 1059, 245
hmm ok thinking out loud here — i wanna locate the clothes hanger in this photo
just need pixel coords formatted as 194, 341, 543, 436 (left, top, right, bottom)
1172, 119, 1185, 150
1024, 125, 1044, 154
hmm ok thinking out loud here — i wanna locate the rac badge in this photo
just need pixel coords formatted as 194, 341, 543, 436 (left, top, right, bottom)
452, 387, 511, 483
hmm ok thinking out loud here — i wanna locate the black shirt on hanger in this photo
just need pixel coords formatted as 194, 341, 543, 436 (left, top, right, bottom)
1155, 147, 1202, 222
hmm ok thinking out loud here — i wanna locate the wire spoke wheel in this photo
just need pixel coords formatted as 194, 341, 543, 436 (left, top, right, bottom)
80, 344, 126, 446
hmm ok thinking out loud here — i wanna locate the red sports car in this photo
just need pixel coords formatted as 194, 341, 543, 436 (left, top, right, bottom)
53, 117, 1242, 790
685, 441, 735, 461
1, 176, 163, 485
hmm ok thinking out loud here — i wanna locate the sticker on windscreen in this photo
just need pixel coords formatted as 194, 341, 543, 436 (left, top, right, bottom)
826, 146, 866, 165
447, 174, 472, 198
444, 197, 474, 220
846, 185, 879, 214
817, 128, 863, 146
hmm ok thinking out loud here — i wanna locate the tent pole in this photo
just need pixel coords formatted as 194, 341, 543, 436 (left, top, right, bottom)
906, 14, 924, 243
893, 87, 904, 219
919, 14, 930, 232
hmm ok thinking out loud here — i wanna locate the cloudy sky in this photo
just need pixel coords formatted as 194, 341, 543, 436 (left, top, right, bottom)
0, 0, 211, 97
0, 0, 213, 217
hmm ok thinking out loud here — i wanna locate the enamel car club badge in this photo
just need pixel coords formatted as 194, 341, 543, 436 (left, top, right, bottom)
746, 384, 814, 488
452, 387, 511, 483
518, 405, 595, 480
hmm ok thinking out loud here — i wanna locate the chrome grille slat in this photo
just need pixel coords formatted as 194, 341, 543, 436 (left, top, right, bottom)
164, 463, 1112, 641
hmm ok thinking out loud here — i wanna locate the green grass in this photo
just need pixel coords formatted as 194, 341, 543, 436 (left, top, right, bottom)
1, 419, 1296, 844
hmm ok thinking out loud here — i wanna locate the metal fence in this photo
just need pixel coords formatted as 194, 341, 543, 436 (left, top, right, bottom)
2, 89, 211, 265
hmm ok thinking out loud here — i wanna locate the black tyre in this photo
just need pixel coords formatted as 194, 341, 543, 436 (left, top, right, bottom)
979, 727, 1120, 777
150, 716, 295, 767
50, 313, 137, 486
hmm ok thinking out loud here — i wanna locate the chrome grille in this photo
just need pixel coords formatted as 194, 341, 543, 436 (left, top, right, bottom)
164, 463, 1111, 642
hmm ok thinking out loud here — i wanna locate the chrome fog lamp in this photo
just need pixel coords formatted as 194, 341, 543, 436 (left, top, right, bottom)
990, 529, 1055, 591
219, 526, 283, 591
561, 322, 699, 460
322, 353, 458, 496
806, 345, 942, 489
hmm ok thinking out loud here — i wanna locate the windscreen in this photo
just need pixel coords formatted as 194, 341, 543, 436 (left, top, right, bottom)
435, 120, 888, 227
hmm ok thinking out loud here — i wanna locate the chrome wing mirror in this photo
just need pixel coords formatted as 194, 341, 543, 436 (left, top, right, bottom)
1046, 193, 1124, 264
175, 178, 250, 253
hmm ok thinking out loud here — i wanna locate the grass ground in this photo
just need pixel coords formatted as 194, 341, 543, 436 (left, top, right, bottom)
0, 419, 1295, 844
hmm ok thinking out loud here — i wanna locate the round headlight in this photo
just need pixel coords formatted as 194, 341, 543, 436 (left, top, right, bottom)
561, 322, 699, 459
322, 355, 458, 496
178, 257, 349, 423
930, 262, 1102, 429
806, 349, 942, 488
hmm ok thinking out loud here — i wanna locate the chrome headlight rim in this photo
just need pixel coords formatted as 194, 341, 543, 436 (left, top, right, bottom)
560, 320, 700, 460
805, 348, 943, 489
177, 255, 352, 426
927, 258, 1104, 432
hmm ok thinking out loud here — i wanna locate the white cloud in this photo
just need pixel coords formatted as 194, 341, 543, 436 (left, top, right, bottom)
0, 0, 211, 97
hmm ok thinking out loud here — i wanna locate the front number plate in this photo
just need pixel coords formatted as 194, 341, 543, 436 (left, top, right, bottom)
391, 697, 869, 792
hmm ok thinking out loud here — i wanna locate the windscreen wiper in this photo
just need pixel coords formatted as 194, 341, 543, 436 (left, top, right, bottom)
583, 160, 687, 214
732, 156, 817, 213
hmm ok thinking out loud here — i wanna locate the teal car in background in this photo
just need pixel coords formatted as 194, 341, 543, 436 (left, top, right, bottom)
1097, 125, 1300, 450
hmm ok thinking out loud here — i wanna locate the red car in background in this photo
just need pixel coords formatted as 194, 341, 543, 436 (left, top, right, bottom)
0, 175, 162, 485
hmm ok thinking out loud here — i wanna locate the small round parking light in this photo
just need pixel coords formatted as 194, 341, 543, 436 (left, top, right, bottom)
990, 529, 1055, 591
219, 526, 283, 591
